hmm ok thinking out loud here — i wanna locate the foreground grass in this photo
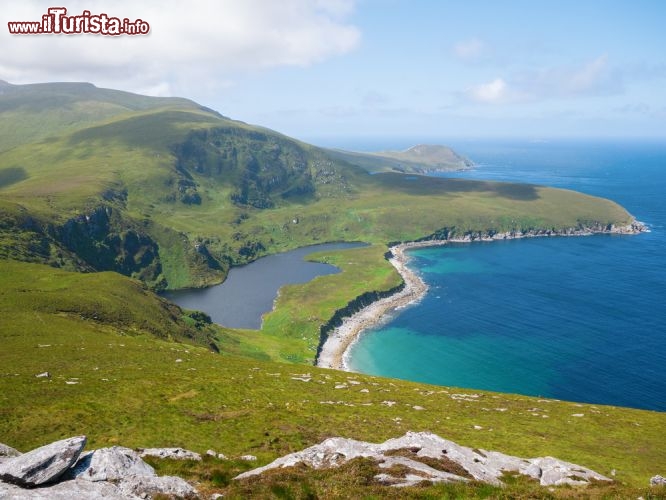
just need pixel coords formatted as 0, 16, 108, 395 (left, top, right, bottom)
1, 261, 664, 498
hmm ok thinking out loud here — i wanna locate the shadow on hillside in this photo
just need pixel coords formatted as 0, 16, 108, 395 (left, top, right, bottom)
0, 167, 28, 189
67, 110, 218, 150
375, 172, 539, 201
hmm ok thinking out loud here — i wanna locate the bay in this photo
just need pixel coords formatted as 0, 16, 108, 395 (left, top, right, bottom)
347, 139, 666, 411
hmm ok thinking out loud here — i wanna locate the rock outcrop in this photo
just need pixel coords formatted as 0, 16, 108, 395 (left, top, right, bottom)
651, 475, 666, 486
0, 436, 86, 487
69, 446, 156, 481
235, 431, 611, 488
0, 438, 197, 499
0, 443, 21, 459
139, 447, 202, 461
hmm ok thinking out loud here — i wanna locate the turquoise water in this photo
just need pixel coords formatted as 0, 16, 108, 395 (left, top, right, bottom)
348, 140, 666, 411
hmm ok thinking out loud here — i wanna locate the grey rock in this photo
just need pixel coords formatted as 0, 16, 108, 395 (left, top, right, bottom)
35, 372, 50, 378
0, 478, 127, 499
235, 431, 611, 488
72, 446, 197, 497
117, 474, 197, 498
70, 446, 155, 482
235, 437, 376, 479
0, 436, 86, 487
530, 456, 609, 486
651, 474, 666, 486
0, 438, 197, 499
139, 447, 202, 461
239, 455, 257, 462
377, 455, 467, 486
0, 443, 21, 458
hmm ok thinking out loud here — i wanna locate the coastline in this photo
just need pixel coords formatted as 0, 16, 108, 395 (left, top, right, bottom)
315, 240, 432, 370
315, 220, 647, 372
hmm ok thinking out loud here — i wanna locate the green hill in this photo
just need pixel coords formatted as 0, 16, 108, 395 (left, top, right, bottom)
0, 82, 633, 290
0, 82, 659, 497
0, 79, 216, 152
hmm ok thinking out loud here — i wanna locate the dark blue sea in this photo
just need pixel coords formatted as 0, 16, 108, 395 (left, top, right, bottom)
346, 139, 666, 411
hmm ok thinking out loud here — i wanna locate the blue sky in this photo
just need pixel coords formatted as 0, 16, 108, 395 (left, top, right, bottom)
2, 1, 665, 144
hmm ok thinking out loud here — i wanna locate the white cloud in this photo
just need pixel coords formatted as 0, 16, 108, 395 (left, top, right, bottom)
464, 55, 622, 105
566, 54, 609, 93
453, 38, 485, 60
1, 0, 360, 96
516, 54, 620, 99
467, 78, 508, 103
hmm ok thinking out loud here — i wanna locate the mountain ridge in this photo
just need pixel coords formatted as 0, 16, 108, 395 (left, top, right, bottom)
0, 80, 636, 293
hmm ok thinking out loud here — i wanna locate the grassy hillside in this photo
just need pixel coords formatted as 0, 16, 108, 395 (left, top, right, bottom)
0, 80, 215, 153
0, 260, 663, 498
0, 83, 634, 291
0, 82, 658, 496
0, 82, 640, 357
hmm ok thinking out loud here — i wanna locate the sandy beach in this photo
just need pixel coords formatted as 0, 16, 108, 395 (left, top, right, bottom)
316, 240, 447, 371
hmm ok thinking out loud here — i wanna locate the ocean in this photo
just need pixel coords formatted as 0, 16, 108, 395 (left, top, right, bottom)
346, 139, 666, 411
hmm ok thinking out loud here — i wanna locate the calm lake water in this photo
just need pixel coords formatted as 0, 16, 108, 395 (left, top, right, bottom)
165, 242, 364, 329
347, 139, 666, 411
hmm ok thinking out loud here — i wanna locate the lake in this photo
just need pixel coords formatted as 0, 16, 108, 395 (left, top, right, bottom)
165, 242, 365, 329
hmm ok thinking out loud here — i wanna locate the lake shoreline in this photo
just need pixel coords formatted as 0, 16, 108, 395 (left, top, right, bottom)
315, 220, 647, 371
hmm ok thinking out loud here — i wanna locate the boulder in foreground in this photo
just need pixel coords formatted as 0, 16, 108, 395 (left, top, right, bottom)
0, 437, 198, 499
0, 436, 86, 487
236, 431, 611, 488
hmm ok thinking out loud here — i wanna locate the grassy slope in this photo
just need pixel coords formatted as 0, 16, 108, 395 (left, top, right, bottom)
0, 83, 639, 362
1, 84, 659, 496
0, 84, 634, 288
0, 261, 663, 498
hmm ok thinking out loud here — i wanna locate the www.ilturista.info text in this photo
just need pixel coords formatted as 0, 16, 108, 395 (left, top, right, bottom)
8, 7, 150, 35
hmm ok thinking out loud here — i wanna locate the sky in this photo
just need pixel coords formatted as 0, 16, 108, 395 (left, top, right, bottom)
2, 0, 665, 145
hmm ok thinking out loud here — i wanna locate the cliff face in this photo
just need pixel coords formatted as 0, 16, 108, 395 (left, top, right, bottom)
57, 206, 165, 285
0, 203, 165, 288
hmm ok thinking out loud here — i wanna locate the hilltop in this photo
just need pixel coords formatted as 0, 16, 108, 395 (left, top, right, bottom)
0, 81, 661, 497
